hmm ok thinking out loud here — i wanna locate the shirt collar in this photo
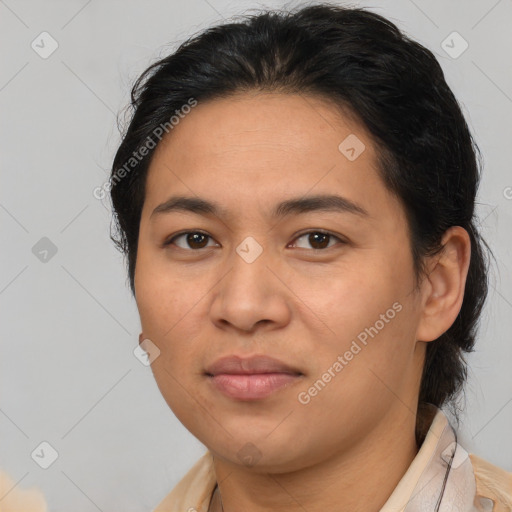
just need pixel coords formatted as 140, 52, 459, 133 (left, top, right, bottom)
382, 406, 489, 512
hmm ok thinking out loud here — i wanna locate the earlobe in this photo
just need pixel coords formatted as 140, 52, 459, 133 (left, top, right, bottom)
416, 226, 471, 342
139, 332, 145, 345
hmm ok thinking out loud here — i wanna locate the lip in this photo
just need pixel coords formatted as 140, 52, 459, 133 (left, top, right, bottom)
205, 355, 304, 401
205, 354, 302, 376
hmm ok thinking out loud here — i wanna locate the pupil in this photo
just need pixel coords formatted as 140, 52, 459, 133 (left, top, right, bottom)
310, 233, 329, 249
188, 233, 207, 248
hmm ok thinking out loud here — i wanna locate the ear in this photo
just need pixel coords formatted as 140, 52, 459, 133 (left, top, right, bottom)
139, 332, 145, 345
415, 226, 471, 343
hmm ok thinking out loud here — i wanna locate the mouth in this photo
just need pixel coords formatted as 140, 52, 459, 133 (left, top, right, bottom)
205, 354, 304, 401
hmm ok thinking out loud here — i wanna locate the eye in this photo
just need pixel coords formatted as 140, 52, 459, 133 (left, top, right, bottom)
163, 229, 345, 251
164, 231, 218, 250
289, 230, 344, 250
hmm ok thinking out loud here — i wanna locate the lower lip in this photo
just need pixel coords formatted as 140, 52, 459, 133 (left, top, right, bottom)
208, 373, 302, 400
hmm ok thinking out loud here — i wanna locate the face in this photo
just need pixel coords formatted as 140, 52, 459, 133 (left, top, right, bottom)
135, 92, 427, 472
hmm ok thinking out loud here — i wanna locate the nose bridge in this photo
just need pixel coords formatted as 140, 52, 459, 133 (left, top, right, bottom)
223, 237, 271, 310
210, 236, 290, 332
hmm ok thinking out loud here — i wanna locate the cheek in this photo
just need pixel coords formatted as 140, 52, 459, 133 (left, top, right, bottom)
294, 302, 418, 439
134, 250, 215, 385
136, 283, 205, 371
135, 245, 195, 335
297, 252, 418, 392
298, 259, 401, 339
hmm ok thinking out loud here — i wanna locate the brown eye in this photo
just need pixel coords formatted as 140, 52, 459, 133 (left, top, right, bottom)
166, 232, 216, 250
291, 231, 343, 250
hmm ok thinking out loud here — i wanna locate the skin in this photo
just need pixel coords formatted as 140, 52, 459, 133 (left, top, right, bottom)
134, 91, 471, 512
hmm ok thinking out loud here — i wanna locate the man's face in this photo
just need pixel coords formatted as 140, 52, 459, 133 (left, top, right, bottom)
134, 92, 427, 472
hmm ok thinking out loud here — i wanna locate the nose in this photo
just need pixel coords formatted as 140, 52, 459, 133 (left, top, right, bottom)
209, 245, 292, 334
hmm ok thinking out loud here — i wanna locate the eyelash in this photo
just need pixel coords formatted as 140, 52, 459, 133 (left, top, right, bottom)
163, 229, 346, 251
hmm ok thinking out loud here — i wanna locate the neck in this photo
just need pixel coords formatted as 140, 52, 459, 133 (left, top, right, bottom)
211, 408, 419, 512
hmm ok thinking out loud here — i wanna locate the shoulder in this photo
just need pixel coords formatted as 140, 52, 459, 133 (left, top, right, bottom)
469, 454, 512, 512
153, 451, 217, 512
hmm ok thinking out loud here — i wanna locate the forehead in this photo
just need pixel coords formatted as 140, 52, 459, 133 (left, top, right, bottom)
151, 91, 367, 165
143, 92, 403, 226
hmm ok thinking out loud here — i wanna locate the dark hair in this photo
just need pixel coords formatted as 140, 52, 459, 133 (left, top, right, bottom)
110, 2, 491, 417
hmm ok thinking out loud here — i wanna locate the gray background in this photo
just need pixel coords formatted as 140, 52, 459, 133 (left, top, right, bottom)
1, 0, 511, 510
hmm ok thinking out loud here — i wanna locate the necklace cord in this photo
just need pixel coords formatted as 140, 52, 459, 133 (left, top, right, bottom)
434, 430, 457, 512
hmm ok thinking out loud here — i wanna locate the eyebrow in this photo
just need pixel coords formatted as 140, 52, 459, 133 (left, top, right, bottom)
150, 194, 369, 220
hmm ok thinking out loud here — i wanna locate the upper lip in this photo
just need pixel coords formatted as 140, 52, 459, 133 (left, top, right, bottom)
205, 355, 303, 376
